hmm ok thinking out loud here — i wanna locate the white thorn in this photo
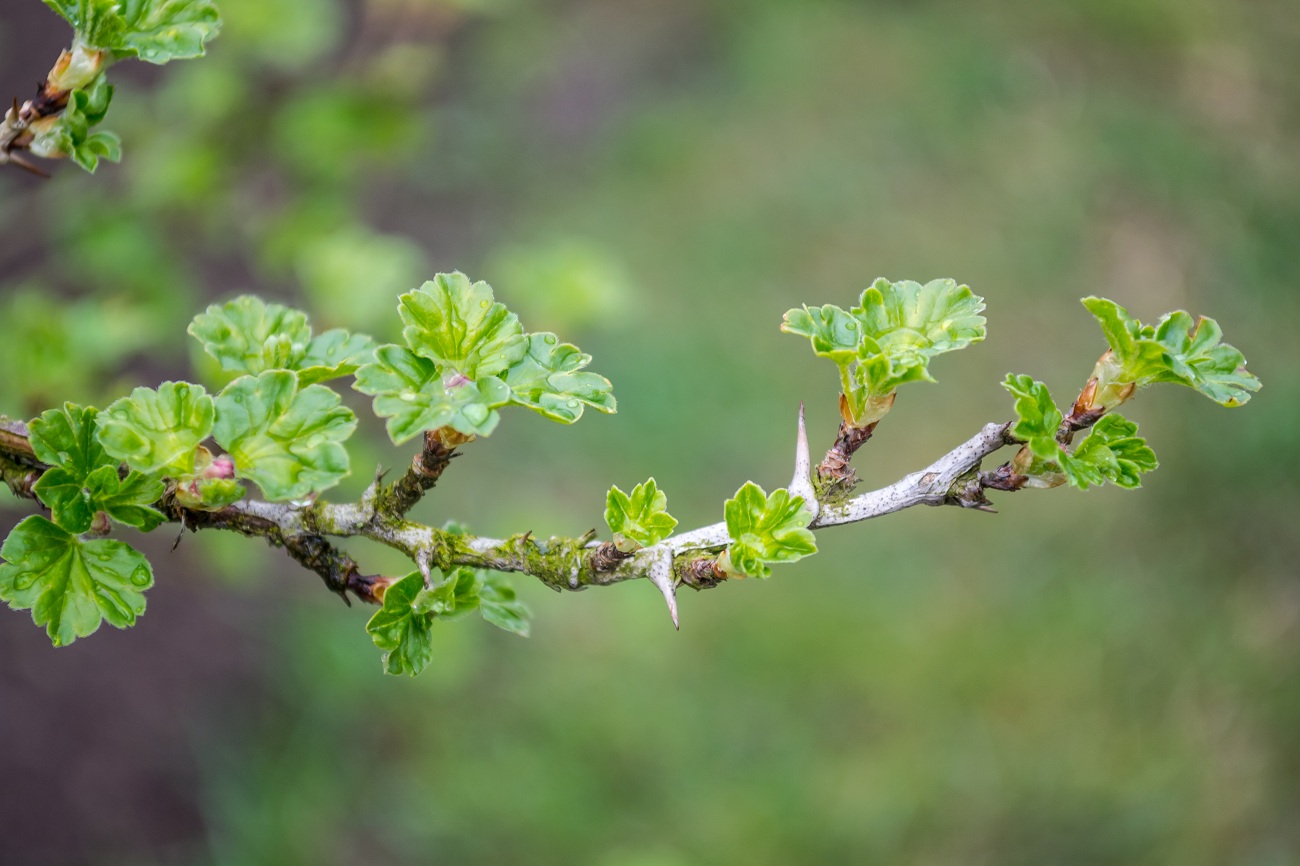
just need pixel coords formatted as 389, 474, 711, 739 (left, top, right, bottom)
647, 552, 679, 630
788, 402, 818, 519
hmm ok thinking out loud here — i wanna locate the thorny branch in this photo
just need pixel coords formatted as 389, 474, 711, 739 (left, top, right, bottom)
0, 408, 1030, 626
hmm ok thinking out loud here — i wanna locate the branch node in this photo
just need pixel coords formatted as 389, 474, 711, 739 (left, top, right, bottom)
681, 556, 726, 590
587, 541, 631, 573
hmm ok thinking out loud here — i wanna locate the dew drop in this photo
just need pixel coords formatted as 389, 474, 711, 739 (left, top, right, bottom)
129, 566, 151, 587
543, 334, 557, 346
14, 573, 36, 590
479, 300, 490, 309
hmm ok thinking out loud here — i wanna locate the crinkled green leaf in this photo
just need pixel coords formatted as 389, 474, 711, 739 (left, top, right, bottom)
97, 381, 214, 476
28, 402, 109, 472
36, 465, 165, 533
721, 482, 817, 579
783, 278, 985, 426
413, 568, 480, 621
354, 345, 511, 443
213, 371, 356, 501
604, 478, 677, 552
1004, 375, 1158, 490
1060, 415, 1158, 490
478, 574, 531, 637
0, 516, 153, 647
780, 304, 863, 366
505, 333, 615, 423
44, 0, 222, 63
1001, 373, 1063, 460
29, 403, 164, 532
27, 74, 121, 173
188, 295, 374, 385
365, 572, 434, 676
398, 272, 527, 378
1082, 297, 1260, 407
853, 277, 987, 368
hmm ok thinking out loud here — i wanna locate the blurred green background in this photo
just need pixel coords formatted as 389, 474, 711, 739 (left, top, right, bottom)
1, 0, 1297, 863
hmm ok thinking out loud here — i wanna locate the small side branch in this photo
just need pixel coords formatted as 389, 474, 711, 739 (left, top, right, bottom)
379, 430, 460, 516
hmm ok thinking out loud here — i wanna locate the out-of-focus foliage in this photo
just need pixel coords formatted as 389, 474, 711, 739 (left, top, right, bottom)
2, 0, 1298, 864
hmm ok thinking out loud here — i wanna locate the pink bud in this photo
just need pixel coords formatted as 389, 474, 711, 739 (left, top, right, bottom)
204, 455, 236, 480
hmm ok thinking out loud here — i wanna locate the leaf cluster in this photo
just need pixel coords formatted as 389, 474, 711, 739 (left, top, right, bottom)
355, 272, 615, 443
366, 570, 531, 676
604, 478, 678, 552
28, 73, 121, 172
719, 482, 817, 579
1003, 374, 1157, 490
783, 278, 986, 426
1082, 298, 1260, 410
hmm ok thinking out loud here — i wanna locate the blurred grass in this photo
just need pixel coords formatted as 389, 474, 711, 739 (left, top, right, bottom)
2, 0, 1298, 864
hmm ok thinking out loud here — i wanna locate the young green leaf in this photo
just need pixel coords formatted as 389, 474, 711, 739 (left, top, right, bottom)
43, 0, 222, 64
1001, 373, 1063, 460
783, 278, 986, 426
213, 371, 356, 501
1081, 298, 1260, 408
478, 574, 531, 637
1059, 415, 1158, 490
398, 272, 527, 379
1003, 375, 1158, 490
97, 381, 214, 476
604, 478, 677, 552
27, 74, 121, 172
28, 401, 109, 472
853, 278, 987, 366
0, 516, 153, 647
720, 482, 817, 579
504, 333, 616, 423
365, 572, 435, 676
29, 403, 164, 532
353, 345, 511, 443
36, 465, 165, 533
414, 568, 481, 620
188, 295, 374, 385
